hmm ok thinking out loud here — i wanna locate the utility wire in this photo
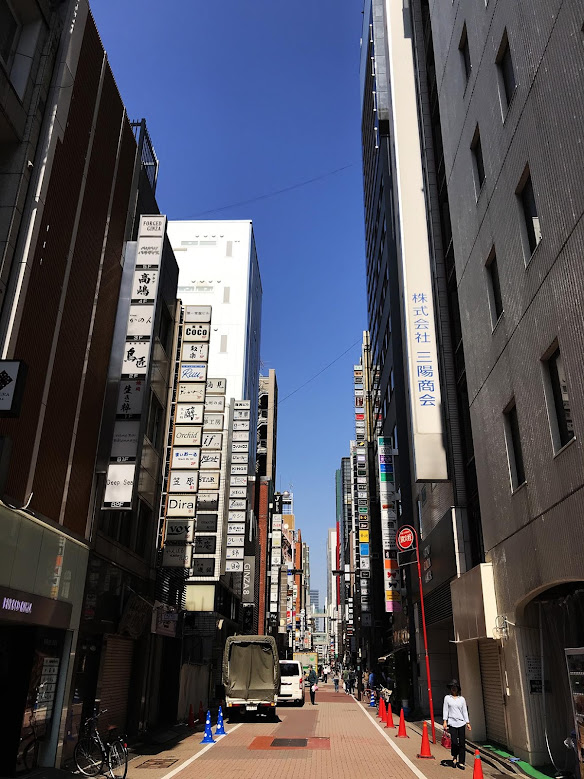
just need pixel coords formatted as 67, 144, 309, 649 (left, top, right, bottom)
272, 337, 363, 410
189, 162, 358, 217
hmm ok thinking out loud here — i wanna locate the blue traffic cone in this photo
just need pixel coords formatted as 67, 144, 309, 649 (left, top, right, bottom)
215, 706, 226, 736
200, 710, 216, 744
369, 691, 376, 707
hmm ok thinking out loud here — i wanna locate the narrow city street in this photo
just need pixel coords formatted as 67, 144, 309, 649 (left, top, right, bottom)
123, 685, 504, 779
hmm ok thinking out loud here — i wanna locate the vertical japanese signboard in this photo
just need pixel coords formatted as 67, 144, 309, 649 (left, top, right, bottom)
378, 436, 401, 613
103, 215, 166, 509
223, 400, 250, 575
384, 0, 448, 483
160, 305, 221, 570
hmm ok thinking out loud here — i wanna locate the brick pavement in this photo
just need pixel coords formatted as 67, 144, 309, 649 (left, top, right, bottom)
124, 684, 504, 779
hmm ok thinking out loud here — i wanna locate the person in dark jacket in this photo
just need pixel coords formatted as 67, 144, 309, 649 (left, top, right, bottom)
308, 665, 318, 705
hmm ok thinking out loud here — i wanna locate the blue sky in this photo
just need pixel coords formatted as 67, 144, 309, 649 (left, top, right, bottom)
93, 0, 367, 598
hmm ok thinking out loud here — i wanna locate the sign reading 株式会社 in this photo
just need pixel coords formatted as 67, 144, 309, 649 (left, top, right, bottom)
384, 0, 448, 482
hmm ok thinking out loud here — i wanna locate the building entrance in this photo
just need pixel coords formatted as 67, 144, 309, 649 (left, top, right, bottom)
0, 624, 64, 776
521, 585, 584, 774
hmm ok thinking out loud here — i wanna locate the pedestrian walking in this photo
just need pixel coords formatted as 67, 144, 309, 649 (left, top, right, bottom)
308, 665, 318, 705
443, 679, 471, 769
343, 668, 350, 693
333, 669, 340, 692
323, 665, 329, 683
348, 669, 356, 695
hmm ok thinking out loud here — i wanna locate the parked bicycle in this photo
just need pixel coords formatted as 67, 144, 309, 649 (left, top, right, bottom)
74, 709, 128, 779
19, 708, 44, 773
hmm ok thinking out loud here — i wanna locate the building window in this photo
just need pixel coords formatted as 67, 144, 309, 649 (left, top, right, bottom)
0, 0, 19, 68
496, 31, 516, 113
157, 303, 173, 356
146, 394, 164, 451
471, 126, 485, 195
543, 345, 574, 451
486, 248, 503, 326
504, 401, 526, 490
517, 168, 541, 259
459, 24, 471, 83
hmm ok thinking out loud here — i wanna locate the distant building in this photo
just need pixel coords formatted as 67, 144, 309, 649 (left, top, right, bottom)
257, 369, 278, 483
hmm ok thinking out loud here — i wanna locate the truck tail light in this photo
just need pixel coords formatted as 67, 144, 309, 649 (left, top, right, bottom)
299, 678, 303, 689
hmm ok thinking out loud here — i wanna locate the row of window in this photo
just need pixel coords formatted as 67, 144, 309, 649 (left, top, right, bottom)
504, 344, 574, 491
483, 164, 541, 327
461, 27, 543, 266
459, 25, 517, 118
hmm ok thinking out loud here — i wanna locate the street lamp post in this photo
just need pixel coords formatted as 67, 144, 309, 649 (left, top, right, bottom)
396, 525, 436, 744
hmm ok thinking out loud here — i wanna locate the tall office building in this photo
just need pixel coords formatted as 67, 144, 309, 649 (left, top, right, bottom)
258, 369, 278, 483
168, 220, 262, 462
166, 220, 262, 698
0, 1, 179, 770
361, 0, 584, 765
416, 0, 584, 763
359, 0, 480, 716
256, 370, 278, 633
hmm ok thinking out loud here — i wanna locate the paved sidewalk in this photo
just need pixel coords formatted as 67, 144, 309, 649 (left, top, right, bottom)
119, 683, 505, 779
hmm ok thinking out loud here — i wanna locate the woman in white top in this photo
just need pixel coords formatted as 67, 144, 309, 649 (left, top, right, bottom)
443, 679, 471, 769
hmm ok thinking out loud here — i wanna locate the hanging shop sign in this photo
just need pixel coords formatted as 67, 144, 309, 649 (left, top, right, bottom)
103, 216, 166, 510
206, 378, 226, 395
168, 471, 198, 493
181, 343, 209, 362
0, 360, 27, 418
164, 519, 195, 543
173, 426, 202, 447
184, 305, 212, 322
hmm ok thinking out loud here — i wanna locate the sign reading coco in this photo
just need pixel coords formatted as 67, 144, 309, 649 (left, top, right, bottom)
396, 525, 415, 551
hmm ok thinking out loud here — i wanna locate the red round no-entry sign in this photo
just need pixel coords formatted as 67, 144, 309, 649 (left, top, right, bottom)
397, 526, 415, 551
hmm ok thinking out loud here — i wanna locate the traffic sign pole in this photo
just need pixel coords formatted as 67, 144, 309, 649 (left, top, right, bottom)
397, 524, 436, 744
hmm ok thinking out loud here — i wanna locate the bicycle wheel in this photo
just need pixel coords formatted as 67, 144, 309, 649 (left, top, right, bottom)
22, 739, 39, 773
74, 737, 105, 776
107, 740, 128, 779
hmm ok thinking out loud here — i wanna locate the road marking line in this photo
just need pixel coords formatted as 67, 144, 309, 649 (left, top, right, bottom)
159, 723, 243, 779
356, 703, 430, 779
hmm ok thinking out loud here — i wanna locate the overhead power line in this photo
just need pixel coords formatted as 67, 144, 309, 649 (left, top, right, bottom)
276, 337, 363, 409
189, 162, 358, 217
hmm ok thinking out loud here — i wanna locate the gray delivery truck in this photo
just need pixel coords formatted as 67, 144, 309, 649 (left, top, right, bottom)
222, 635, 280, 718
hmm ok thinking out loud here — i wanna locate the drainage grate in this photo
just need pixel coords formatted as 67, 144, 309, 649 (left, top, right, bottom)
137, 759, 178, 769
271, 738, 308, 748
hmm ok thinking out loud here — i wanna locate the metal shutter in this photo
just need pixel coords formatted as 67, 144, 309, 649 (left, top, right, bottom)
98, 636, 134, 732
478, 639, 508, 746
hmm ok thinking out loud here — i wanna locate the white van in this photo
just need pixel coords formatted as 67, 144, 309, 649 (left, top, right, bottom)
277, 660, 304, 706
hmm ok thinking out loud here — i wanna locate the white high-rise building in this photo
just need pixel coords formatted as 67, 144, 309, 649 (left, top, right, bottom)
167, 219, 262, 464
165, 220, 262, 602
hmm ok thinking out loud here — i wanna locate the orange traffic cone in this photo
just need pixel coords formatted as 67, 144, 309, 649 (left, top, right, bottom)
379, 697, 386, 720
396, 708, 409, 738
473, 750, 484, 779
385, 701, 395, 728
198, 701, 205, 723
188, 704, 195, 729
417, 722, 435, 759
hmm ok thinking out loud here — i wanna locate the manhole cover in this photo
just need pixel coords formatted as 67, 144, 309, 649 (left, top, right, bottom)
137, 758, 178, 768
271, 738, 308, 748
